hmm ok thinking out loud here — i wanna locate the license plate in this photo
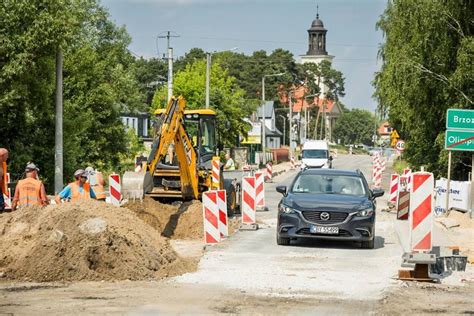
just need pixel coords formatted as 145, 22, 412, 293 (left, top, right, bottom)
310, 225, 339, 235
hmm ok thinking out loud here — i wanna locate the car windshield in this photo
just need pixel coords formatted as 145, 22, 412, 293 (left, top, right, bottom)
291, 174, 366, 196
302, 149, 328, 159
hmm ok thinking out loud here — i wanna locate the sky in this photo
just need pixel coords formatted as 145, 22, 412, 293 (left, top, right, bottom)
101, 0, 387, 111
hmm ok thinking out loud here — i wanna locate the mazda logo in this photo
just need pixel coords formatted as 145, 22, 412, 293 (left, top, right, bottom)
320, 212, 330, 221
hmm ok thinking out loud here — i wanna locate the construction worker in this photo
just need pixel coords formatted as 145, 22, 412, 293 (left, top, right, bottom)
85, 166, 106, 201
224, 152, 236, 170
12, 163, 49, 210
0, 148, 9, 212
55, 169, 96, 203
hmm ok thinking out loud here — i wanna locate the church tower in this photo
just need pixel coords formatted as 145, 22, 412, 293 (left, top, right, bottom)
300, 6, 334, 65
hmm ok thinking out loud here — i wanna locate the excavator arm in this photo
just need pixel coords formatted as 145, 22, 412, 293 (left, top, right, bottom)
122, 96, 200, 200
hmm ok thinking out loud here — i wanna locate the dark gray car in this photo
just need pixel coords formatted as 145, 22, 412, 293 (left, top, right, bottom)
276, 168, 384, 249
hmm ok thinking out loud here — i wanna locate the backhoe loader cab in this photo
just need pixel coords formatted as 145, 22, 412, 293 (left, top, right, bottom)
158, 109, 218, 167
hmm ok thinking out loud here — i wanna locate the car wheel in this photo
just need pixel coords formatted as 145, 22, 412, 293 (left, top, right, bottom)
361, 239, 374, 249
276, 234, 291, 246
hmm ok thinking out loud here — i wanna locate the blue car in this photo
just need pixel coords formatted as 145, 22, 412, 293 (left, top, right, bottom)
276, 168, 384, 249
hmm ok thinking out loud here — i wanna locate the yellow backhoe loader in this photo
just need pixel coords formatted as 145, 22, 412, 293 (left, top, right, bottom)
122, 96, 238, 214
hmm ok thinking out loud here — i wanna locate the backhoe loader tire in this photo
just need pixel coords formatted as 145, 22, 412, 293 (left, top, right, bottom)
226, 184, 237, 216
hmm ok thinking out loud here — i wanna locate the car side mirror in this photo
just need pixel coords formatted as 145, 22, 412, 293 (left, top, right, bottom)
276, 185, 287, 195
371, 188, 384, 198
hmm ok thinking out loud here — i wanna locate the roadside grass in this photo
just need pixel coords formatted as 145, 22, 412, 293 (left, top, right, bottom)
393, 159, 409, 174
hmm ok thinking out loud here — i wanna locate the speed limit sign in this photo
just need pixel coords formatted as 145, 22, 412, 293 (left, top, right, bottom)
396, 140, 405, 152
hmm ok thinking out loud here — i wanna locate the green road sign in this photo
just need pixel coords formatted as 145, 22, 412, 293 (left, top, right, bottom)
446, 109, 474, 130
445, 129, 474, 151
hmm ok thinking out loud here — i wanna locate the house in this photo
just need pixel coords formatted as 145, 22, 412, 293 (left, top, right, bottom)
257, 101, 283, 149
120, 111, 153, 142
378, 121, 393, 141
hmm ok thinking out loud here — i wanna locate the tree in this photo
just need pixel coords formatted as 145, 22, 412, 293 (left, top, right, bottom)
151, 59, 255, 147
373, 0, 473, 178
0, 0, 144, 191
333, 109, 377, 145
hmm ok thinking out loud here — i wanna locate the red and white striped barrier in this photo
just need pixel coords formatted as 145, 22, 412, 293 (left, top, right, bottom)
409, 172, 434, 252
242, 163, 251, 172
397, 191, 410, 220
389, 174, 399, 205
290, 156, 295, 169
108, 173, 122, 206
202, 191, 220, 244
211, 157, 220, 189
380, 158, 387, 172
403, 168, 412, 191
254, 171, 265, 211
265, 162, 272, 182
373, 165, 382, 188
217, 190, 228, 238
241, 176, 256, 224
3, 173, 11, 210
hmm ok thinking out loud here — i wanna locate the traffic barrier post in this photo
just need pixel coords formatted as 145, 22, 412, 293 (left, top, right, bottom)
409, 172, 434, 252
109, 173, 122, 206
216, 190, 228, 238
241, 176, 257, 226
389, 174, 399, 206
202, 191, 220, 244
265, 162, 273, 182
397, 191, 410, 220
254, 171, 265, 211
290, 156, 295, 169
211, 157, 220, 190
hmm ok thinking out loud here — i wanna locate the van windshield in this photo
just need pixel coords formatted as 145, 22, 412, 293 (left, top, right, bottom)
302, 149, 328, 159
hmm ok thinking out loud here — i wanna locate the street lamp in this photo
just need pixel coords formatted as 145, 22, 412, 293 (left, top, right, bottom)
278, 114, 286, 147
205, 47, 238, 109
261, 72, 285, 164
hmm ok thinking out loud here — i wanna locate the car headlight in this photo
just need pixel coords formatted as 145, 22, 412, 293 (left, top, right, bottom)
279, 204, 297, 214
356, 208, 374, 217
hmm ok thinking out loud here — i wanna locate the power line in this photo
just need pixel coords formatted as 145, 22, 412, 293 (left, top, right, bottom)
180, 35, 378, 48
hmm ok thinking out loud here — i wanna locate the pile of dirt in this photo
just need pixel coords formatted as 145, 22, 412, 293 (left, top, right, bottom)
0, 201, 194, 282
125, 198, 241, 240
125, 198, 204, 240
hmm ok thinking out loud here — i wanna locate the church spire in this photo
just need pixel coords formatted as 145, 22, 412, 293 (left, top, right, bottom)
307, 5, 328, 56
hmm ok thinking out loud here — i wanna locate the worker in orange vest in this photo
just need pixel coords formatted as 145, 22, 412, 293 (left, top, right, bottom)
55, 169, 96, 203
0, 148, 9, 212
12, 162, 49, 210
85, 166, 106, 201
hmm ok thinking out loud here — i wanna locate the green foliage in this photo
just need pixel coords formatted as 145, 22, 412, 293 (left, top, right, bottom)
152, 59, 255, 147
392, 159, 410, 175
0, 0, 144, 191
373, 0, 473, 178
333, 109, 377, 145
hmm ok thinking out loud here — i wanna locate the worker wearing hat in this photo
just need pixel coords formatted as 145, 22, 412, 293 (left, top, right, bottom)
55, 169, 96, 204
12, 162, 49, 210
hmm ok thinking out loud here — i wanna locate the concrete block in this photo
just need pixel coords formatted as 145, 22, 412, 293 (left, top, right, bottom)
239, 223, 259, 231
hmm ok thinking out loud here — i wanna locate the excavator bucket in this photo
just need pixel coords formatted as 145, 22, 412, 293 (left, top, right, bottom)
121, 171, 154, 200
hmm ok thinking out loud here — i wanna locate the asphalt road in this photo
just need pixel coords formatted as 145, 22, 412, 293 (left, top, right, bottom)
0, 154, 404, 315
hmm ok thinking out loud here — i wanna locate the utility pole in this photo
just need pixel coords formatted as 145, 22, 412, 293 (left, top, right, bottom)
289, 90, 294, 157
158, 31, 179, 102
54, 49, 63, 194
206, 53, 211, 108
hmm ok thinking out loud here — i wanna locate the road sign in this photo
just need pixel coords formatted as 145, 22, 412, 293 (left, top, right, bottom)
445, 129, 474, 151
446, 109, 474, 130
396, 140, 405, 152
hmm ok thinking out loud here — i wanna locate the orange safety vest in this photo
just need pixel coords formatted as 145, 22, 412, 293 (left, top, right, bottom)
69, 182, 92, 202
17, 177, 43, 207
1, 162, 7, 195
93, 184, 106, 200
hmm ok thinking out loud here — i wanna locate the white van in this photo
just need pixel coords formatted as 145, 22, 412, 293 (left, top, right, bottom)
300, 140, 332, 169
